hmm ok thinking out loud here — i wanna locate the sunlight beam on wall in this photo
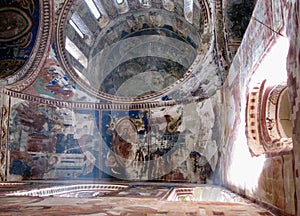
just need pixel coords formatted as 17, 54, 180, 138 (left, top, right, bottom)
227, 113, 266, 191
249, 36, 289, 89
227, 36, 290, 193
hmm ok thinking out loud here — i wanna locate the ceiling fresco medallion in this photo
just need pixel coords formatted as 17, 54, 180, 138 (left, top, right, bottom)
0, 7, 33, 42
0, 0, 52, 90
0, 0, 37, 80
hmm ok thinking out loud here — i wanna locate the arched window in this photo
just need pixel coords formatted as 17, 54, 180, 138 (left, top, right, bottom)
139, 0, 151, 8
85, 0, 102, 20
261, 83, 292, 153
84, 0, 109, 28
246, 81, 293, 156
65, 37, 88, 69
116, 0, 124, 5
114, 0, 129, 14
246, 35, 291, 156
184, 0, 193, 24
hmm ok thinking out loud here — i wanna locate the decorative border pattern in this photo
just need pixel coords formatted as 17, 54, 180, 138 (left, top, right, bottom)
3, 89, 208, 110
214, 0, 230, 82
246, 81, 266, 156
165, 186, 247, 203
198, 0, 211, 31
165, 187, 193, 201
5, 184, 128, 197
0, 97, 8, 181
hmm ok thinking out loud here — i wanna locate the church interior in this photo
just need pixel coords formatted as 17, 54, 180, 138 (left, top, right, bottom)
0, 0, 299, 215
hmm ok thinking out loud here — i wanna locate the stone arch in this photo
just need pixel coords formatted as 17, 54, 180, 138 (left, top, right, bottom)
246, 81, 293, 156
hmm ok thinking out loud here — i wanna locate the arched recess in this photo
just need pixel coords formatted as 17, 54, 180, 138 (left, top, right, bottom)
261, 83, 292, 153
246, 81, 293, 156
245, 32, 291, 156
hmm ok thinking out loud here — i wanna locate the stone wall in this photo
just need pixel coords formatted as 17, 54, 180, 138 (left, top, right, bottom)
219, 0, 298, 215
286, 0, 300, 213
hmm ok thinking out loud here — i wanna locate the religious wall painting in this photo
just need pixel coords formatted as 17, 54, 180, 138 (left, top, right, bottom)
148, 106, 187, 181
99, 57, 187, 97
100, 105, 211, 183
91, 11, 199, 57
0, 7, 33, 42
226, 0, 255, 39
101, 109, 150, 181
154, 102, 215, 183
8, 99, 100, 180
25, 47, 96, 102
7, 98, 214, 182
0, 0, 38, 78
32, 64, 74, 100
187, 151, 212, 183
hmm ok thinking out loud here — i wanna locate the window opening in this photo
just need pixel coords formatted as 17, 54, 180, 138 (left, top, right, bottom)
139, 0, 151, 8
73, 67, 91, 85
85, 0, 102, 20
184, 0, 193, 24
114, 0, 129, 14
70, 12, 93, 39
278, 87, 292, 138
69, 19, 84, 39
65, 37, 88, 68
116, 0, 124, 4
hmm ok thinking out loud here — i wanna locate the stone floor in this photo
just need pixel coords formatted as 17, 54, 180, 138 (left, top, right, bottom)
0, 184, 274, 216
0, 196, 274, 216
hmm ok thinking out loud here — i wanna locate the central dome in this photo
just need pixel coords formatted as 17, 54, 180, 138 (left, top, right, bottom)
56, 0, 210, 101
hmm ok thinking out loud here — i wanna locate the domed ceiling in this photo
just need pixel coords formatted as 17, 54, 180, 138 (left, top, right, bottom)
56, 0, 216, 102
0, 0, 51, 86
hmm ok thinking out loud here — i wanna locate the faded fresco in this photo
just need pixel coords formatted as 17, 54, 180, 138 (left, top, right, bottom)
24, 47, 97, 102
100, 56, 189, 97
0, 0, 39, 78
101, 103, 214, 183
8, 99, 100, 180
219, 0, 297, 214
7, 98, 215, 182
101, 109, 151, 180
0, 0, 298, 214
